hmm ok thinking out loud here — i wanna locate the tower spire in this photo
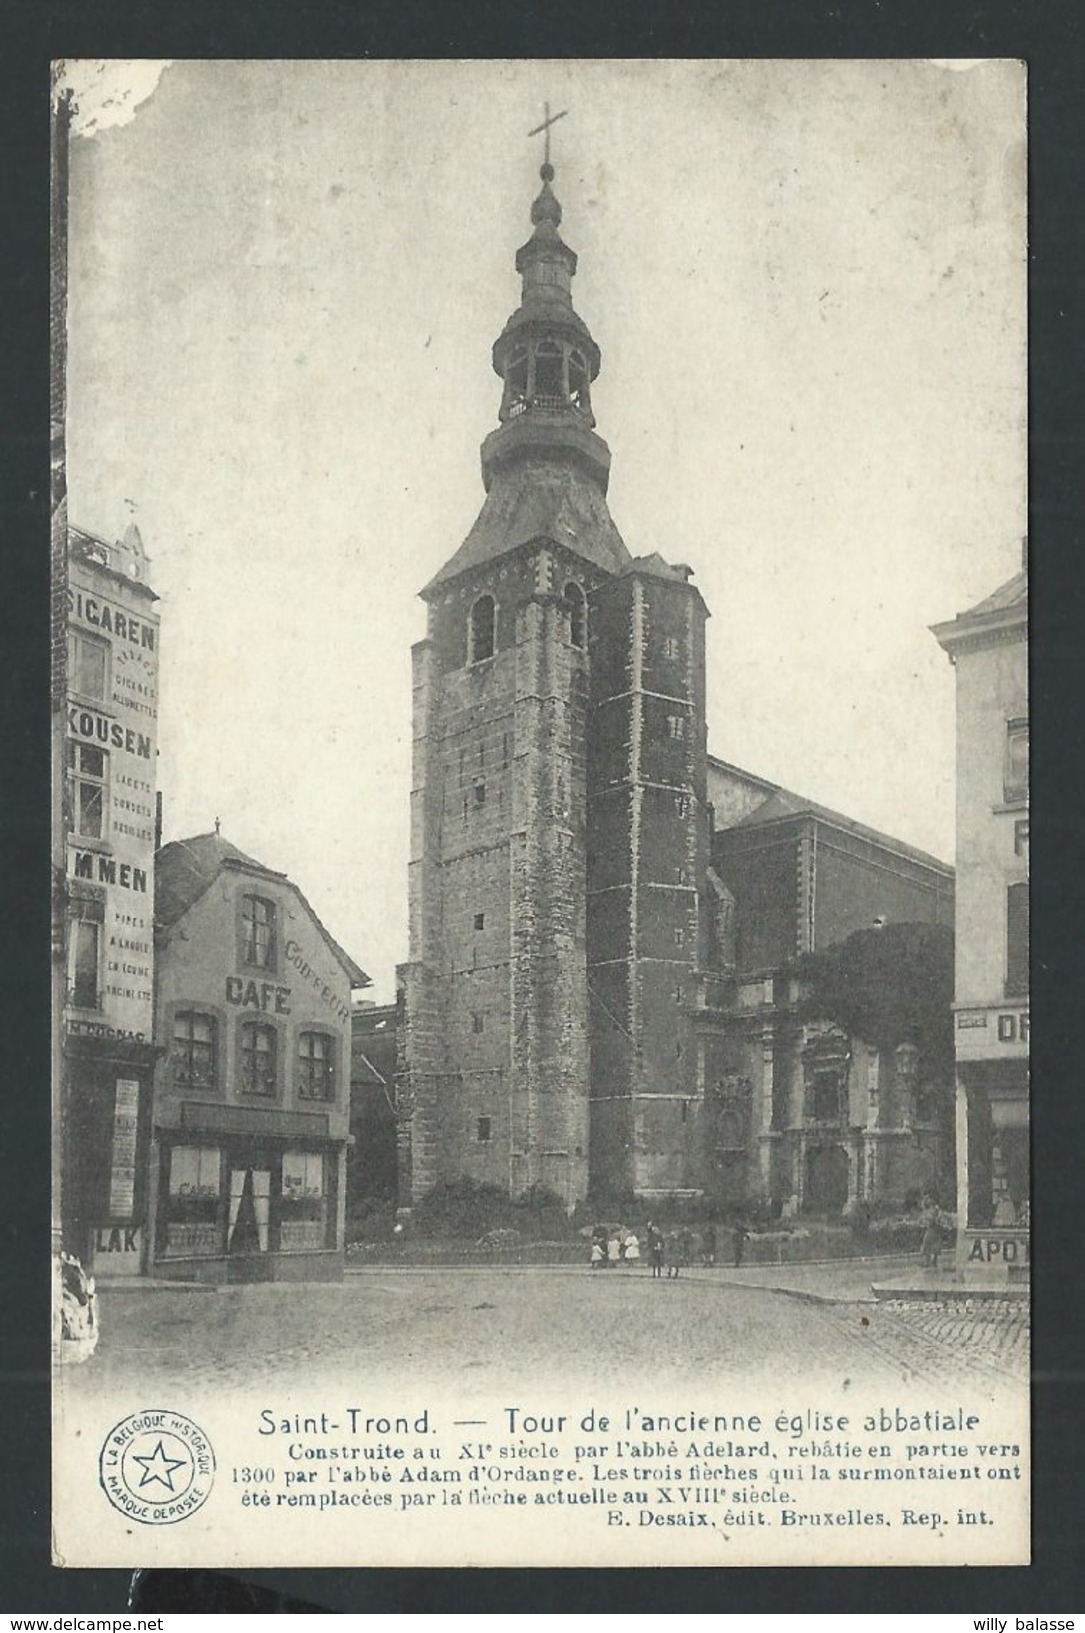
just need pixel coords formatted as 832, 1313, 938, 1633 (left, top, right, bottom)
479, 124, 612, 492
527, 100, 567, 173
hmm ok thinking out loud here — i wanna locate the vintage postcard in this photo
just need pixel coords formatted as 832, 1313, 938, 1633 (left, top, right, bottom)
51, 58, 1028, 1568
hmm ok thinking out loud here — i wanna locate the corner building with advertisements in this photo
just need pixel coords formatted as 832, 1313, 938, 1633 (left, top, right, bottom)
59, 523, 161, 1276
398, 161, 955, 1215
933, 558, 1028, 1281
150, 834, 369, 1281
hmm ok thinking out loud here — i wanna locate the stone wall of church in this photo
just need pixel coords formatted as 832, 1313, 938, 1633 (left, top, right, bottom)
402, 544, 593, 1206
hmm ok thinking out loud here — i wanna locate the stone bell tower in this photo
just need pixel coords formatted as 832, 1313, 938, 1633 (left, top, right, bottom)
399, 155, 631, 1209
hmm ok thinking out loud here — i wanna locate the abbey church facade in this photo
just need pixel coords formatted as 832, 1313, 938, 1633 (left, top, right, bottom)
398, 161, 954, 1217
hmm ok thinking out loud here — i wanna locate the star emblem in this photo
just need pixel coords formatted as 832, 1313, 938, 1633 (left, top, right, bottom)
131, 1437, 187, 1493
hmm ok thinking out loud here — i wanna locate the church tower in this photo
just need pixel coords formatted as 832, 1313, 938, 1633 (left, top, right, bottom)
400, 156, 631, 1209
400, 146, 718, 1212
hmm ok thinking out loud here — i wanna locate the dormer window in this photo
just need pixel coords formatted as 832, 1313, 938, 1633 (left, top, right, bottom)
563, 581, 586, 648
242, 894, 276, 969
468, 594, 496, 664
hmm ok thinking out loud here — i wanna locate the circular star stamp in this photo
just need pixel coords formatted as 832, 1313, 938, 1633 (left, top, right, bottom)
99, 1409, 215, 1525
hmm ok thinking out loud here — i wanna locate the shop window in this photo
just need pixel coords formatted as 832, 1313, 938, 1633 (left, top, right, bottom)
68, 629, 109, 700
66, 742, 108, 841
242, 894, 276, 969
468, 594, 495, 664
563, 581, 586, 647
68, 912, 102, 1009
280, 1150, 329, 1251
476, 1116, 492, 1144
298, 1031, 334, 1101
240, 1021, 277, 1097
164, 1145, 222, 1258
1004, 718, 1029, 803
1006, 881, 1029, 996
171, 1010, 217, 1091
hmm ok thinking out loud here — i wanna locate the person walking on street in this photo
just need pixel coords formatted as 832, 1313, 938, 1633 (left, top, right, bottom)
732, 1217, 750, 1268
702, 1220, 717, 1267
919, 1195, 942, 1270
647, 1221, 664, 1279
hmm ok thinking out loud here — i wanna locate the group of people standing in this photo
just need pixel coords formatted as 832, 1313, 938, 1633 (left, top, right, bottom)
589, 1223, 640, 1268
589, 1219, 751, 1276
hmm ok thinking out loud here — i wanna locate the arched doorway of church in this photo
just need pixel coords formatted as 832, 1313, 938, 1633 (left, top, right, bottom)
805, 1144, 848, 1216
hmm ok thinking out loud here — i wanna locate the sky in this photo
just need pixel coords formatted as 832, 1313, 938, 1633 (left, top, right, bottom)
63, 59, 1026, 1003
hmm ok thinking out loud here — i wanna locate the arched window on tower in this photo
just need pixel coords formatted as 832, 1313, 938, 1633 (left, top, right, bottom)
563, 581, 586, 648
502, 345, 529, 420
568, 348, 591, 413
533, 339, 564, 408
468, 594, 496, 664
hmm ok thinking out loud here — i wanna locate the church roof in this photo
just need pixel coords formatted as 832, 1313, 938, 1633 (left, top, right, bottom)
931, 565, 1027, 653
422, 461, 630, 593
960, 568, 1027, 621
620, 553, 693, 583
730, 787, 951, 873
706, 757, 951, 875
156, 832, 370, 987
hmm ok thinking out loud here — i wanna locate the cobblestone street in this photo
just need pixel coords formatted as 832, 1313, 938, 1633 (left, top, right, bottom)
67, 1267, 1029, 1405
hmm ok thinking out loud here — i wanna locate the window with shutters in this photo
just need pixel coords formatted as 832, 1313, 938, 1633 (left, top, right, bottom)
68, 629, 109, 701
68, 911, 103, 1009
1004, 718, 1029, 804
1005, 881, 1029, 996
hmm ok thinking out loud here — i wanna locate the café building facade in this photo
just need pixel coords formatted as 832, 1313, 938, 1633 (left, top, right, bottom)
933, 556, 1029, 1282
149, 832, 369, 1281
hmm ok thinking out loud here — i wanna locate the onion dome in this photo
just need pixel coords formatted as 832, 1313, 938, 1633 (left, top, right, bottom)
482, 162, 610, 492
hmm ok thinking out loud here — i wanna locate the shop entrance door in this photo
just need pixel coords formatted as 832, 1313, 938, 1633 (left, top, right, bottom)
228, 1166, 270, 1257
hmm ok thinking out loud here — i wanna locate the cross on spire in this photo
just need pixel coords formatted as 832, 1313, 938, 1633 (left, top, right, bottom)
527, 101, 567, 174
